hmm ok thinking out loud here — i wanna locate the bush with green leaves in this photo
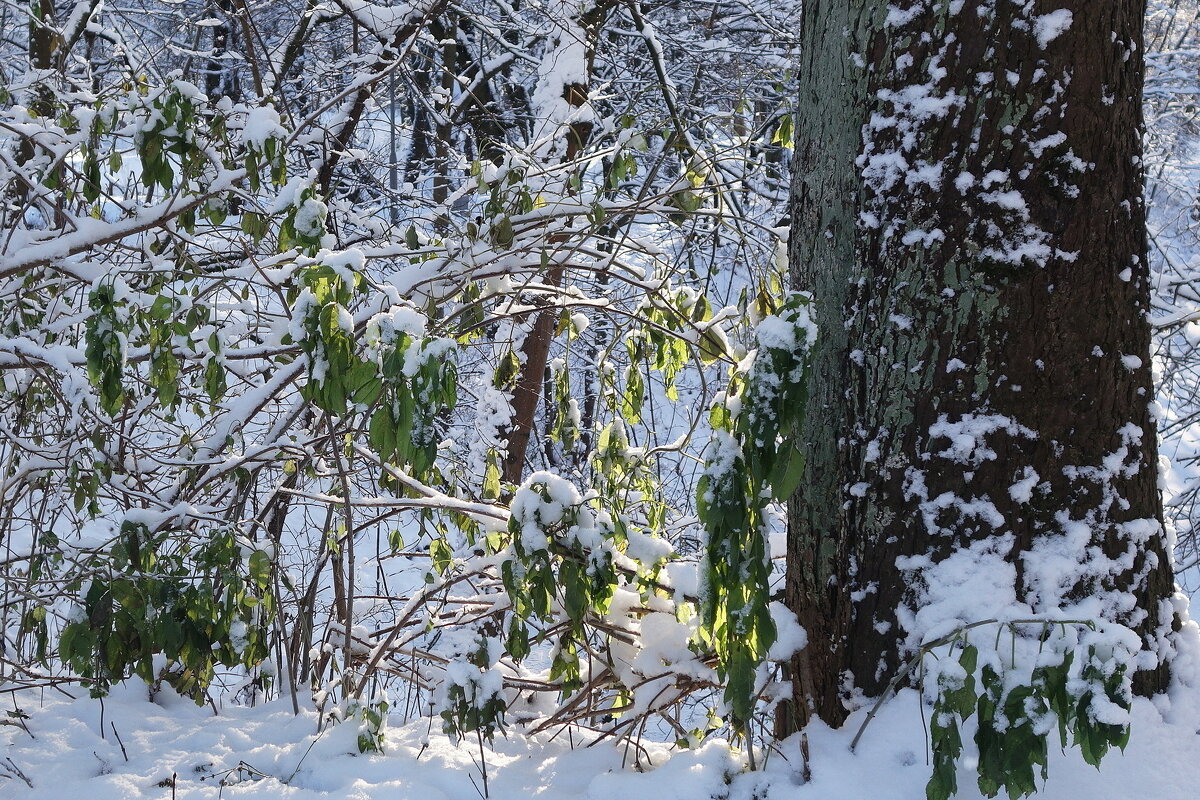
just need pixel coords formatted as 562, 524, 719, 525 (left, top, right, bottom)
58, 522, 274, 699
697, 293, 815, 730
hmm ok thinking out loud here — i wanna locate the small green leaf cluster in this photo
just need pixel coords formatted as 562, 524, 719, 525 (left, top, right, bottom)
771, 114, 794, 151
607, 148, 640, 193
738, 295, 814, 499
19, 606, 50, 664
548, 357, 580, 450
588, 290, 738, 539
295, 266, 457, 484
696, 429, 774, 729
589, 421, 669, 538
133, 84, 205, 197
279, 191, 328, 255
665, 166, 707, 218
925, 626, 1133, 800
144, 291, 229, 411
243, 130, 287, 195
675, 707, 725, 750
367, 327, 457, 485
351, 699, 390, 753
295, 262, 372, 416
440, 634, 507, 744
145, 294, 183, 409
32, 78, 298, 239
84, 282, 127, 416
464, 161, 539, 247
81, 278, 230, 420
58, 522, 274, 700
501, 474, 618, 694
626, 288, 708, 406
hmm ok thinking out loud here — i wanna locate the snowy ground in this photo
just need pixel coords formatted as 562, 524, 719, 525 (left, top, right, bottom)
6, 673, 1200, 799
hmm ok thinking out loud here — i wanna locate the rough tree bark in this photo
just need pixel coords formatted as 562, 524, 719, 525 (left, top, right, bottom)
785, 0, 1179, 730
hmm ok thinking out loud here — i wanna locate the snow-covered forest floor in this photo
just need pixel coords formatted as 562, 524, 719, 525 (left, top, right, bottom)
8, 675, 1200, 799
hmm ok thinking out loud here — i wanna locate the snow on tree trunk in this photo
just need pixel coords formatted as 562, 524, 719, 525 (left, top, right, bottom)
784, 0, 1180, 729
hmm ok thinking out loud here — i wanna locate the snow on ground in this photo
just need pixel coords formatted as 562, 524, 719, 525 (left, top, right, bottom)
6, 675, 1200, 799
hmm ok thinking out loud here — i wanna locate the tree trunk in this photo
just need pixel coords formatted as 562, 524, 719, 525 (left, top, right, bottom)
785, 0, 1178, 730
498, 0, 612, 484
16, 0, 58, 211
432, 13, 457, 225
204, 0, 239, 102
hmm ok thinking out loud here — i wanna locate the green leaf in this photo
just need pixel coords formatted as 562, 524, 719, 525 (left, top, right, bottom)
495, 351, 521, 389
248, 550, 272, 590
347, 359, 383, 406
561, 560, 587, 622
767, 446, 805, 499
369, 405, 398, 462
430, 538, 453, 575
482, 456, 502, 501
491, 216, 514, 247
621, 365, 645, 423
697, 327, 727, 364
771, 114, 794, 149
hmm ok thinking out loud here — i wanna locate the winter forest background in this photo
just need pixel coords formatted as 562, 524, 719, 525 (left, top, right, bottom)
5, 0, 1200, 798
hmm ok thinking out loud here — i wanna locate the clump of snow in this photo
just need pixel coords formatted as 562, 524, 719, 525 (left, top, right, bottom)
528, 0, 596, 159
509, 471, 606, 554
755, 314, 797, 351
432, 629, 505, 733
896, 535, 1023, 644
1008, 466, 1040, 503
926, 413, 1036, 467
241, 105, 286, 149
1034, 9, 1073, 49
767, 601, 807, 661
292, 198, 328, 239
367, 304, 427, 342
